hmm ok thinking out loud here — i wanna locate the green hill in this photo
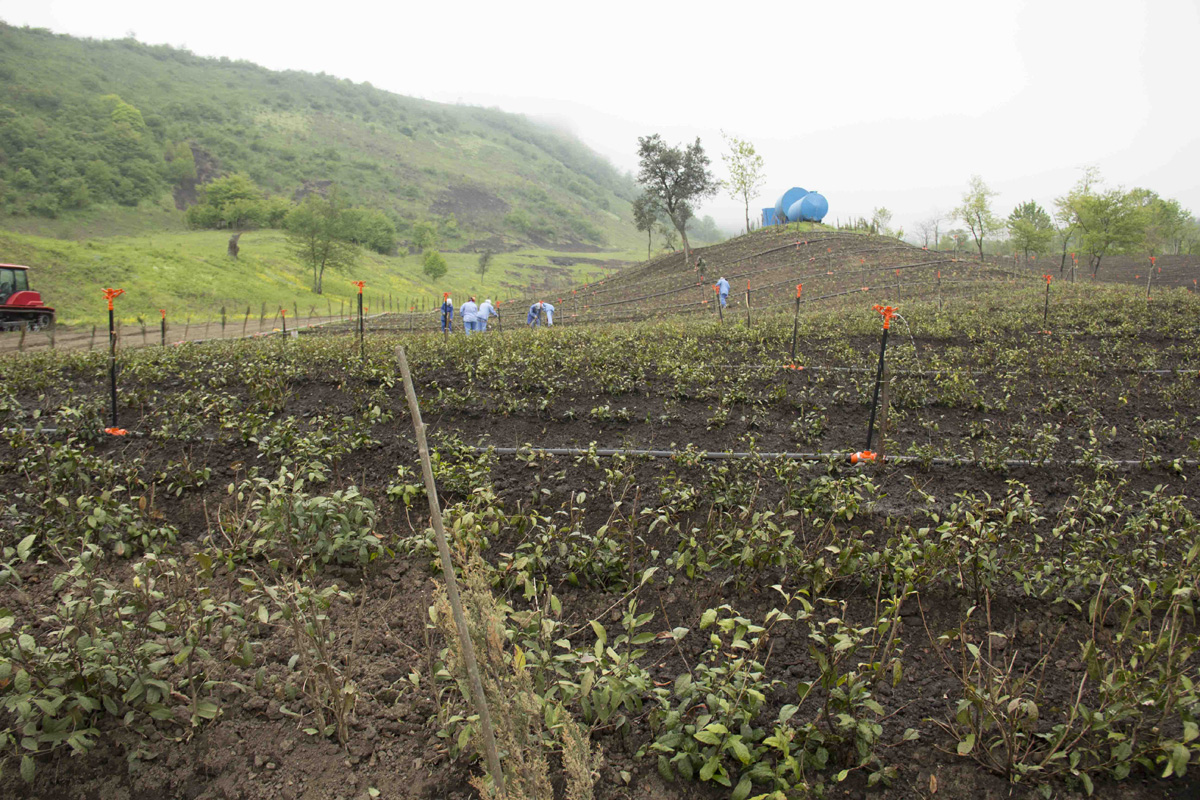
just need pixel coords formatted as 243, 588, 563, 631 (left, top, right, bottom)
0, 23, 641, 250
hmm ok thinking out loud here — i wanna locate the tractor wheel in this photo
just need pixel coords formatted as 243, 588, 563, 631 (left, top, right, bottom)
32, 314, 51, 332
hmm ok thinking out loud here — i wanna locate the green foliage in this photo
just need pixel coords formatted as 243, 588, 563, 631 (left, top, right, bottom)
636, 134, 718, 256
285, 189, 360, 293
1007, 200, 1054, 260
721, 131, 766, 234
422, 249, 448, 280
185, 173, 273, 230
954, 175, 1001, 258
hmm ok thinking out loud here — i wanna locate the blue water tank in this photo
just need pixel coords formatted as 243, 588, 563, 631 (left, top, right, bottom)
786, 199, 805, 222
799, 192, 829, 222
774, 187, 808, 222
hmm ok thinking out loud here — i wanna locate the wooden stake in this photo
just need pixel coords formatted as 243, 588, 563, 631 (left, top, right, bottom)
396, 347, 505, 795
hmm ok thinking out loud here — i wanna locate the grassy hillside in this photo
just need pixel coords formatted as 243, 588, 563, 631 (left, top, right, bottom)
0, 23, 643, 250
0, 229, 635, 326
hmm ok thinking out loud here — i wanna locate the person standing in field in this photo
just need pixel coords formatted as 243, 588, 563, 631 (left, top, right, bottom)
476, 298, 498, 332
460, 296, 479, 334
441, 293, 454, 333
716, 276, 730, 307
527, 301, 542, 327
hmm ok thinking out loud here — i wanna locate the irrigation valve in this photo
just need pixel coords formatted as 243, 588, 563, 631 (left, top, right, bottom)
1044, 274, 1052, 285
872, 304, 897, 330
851, 451, 878, 464
103, 287, 125, 310
159, 309, 166, 319
796, 284, 803, 298
351, 281, 365, 294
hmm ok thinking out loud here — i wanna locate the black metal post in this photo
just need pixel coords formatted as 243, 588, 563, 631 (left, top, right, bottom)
716, 288, 724, 324
744, 282, 751, 327
865, 325, 889, 452
358, 292, 364, 358
109, 307, 118, 427
790, 285, 802, 362
160, 312, 166, 347
1043, 281, 1051, 329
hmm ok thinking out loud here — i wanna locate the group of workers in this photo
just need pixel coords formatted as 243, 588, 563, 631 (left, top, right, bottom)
438, 294, 555, 333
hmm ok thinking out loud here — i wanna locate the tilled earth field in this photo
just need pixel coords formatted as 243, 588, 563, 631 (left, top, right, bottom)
3, 287, 1200, 800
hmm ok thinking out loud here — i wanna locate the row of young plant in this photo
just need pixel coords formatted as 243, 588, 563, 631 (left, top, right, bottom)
3, 287, 1197, 473
394, 441, 1200, 798
1, 410, 1197, 794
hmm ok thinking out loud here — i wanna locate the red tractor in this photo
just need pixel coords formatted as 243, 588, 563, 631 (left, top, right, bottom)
0, 264, 55, 331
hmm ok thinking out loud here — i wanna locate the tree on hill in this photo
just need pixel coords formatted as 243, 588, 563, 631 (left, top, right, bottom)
954, 176, 1001, 259
871, 207, 894, 236
342, 207, 397, 254
1129, 189, 1190, 257
477, 249, 494, 283
631, 193, 660, 261
423, 249, 448, 280
285, 189, 359, 293
636, 135, 717, 263
186, 174, 288, 230
720, 131, 766, 235
1006, 200, 1053, 264
1056, 170, 1144, 276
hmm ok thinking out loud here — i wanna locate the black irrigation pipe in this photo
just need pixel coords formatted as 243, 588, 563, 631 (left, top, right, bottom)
471, 445, 1199, 469
700, 363, 1199, 377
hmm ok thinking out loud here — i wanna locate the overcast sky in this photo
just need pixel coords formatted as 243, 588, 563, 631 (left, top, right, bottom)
2, 0, 1197, 235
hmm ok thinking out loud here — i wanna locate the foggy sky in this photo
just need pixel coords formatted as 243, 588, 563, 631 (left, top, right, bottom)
2, 0, 1197, 235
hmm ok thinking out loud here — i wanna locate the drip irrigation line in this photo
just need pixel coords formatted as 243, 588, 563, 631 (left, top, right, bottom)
471, 445, 1198, 469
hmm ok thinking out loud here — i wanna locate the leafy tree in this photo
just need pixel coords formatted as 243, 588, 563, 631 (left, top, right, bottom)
871, 207, 894, 235
720, 131, 766, 235
285, 189, 359, 293
1057, 171, 1144, 276
954, 175, 1001, 259
636, 134, 718, 262
477, 249, 494, 282
165, 142, 197, 184
1129, 190, 1190, 257
1006, 200, 1054, 263
186, 173, 272, 230
1181, 217, 1200, 255
342, 207, 397, 254
631, 193, 659, 261
413, 220, 439, 250
1075, 190, 1145, 276
422, 249, 448, 280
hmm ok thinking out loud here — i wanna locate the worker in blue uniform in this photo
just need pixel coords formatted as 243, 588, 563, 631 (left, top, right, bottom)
716, 277, 730, 307
440, 294, 454, 332
460, 296, 479, 334
526, 301, 543, 327
476, 299, 498, 331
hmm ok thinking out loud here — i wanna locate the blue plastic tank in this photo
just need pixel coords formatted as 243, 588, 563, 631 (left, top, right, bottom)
762, 207, 778, 226
775, 187, 808, 222
786, 199, 805, 222
799, 192, 829, 222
